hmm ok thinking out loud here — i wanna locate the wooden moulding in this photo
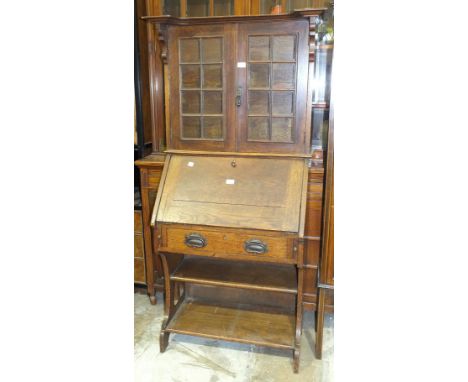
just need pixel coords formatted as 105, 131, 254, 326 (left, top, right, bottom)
164, 149, 312, 158
150, 154, 172, 228
134, 153, 166, 168
142, 10, 325, 26
171, 256, 298, 294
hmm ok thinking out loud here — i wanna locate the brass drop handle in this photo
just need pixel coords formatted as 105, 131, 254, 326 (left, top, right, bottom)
244, 239, 268, 254
184, 233, 207, 248
236, 86, 242, 107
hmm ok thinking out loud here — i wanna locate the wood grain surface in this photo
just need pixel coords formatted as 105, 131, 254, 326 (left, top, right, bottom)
157, 155, 307, 232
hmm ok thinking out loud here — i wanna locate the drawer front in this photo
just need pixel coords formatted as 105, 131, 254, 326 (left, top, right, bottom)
134, 258, 146, 284
161, 226, 295, 262
134, 233, 145, 259
134, 211, 143, 233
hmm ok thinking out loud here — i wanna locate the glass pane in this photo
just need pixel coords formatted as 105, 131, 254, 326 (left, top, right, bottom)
181, 65, 200, 88
164, 0, 181, 16
248, 91, 269, 115
249, 36, 270, 61
202, 38, 223, 63
272, 91, 294, 115
182, 117, 201, 138
180, 39, 200, 63
249, 64, 270, 88
286, 0, 310, 12
203, 91, 222, 114
202, 64, 222, 88
271, 118, 293, 142
181, 91, 201, 114
272, 63, 295, 89
313, 47, 333, 103
260, 0, 281, 14
214, 0, 234, 16
272, 36, 296, 61
186, 0, 208, 16
203, 117, 223, 139
248, 117, 269, 140
312, 108, 329, 148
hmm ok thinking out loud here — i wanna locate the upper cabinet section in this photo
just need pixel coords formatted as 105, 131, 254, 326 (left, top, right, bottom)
144, 11, 324, 155
237, 21, 308, 153
168, 24, 237, 151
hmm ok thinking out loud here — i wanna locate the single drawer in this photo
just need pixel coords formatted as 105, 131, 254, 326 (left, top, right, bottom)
160, 225, 296, 263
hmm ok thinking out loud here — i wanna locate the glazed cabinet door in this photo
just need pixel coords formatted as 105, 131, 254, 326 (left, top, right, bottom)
168, 24, 237, 151
236, 20, 310, 154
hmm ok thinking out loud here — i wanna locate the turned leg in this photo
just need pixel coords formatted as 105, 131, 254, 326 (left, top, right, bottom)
149, 291, 157, 305
158, 253, 177, 353
293, 349, 300, 373
141, 171, 157, 306
160, 254, 175, 316
315, 287, 325, 359
160, 329, 170, 353
146, 251, 156, 304
147, 262, 156, 305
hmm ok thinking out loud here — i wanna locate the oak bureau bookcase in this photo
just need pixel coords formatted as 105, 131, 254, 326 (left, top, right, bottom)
137, 9, 327, 372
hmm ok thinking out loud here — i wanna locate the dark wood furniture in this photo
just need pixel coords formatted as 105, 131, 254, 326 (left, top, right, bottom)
159, 0, 330, 17
315, 53, 333, 358
136, 7, 330, 311
137, 11, 323, 372
153, 154, 308, 371
135, 154, 166, 303
135, 0, 155, 287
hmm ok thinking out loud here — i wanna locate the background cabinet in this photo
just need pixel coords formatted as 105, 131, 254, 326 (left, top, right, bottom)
315, 35, 333, 358
134, 211, 146, 284
135, 154, 166, 303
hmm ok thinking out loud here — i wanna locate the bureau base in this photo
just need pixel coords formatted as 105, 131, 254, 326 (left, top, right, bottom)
159, 254, 303, 373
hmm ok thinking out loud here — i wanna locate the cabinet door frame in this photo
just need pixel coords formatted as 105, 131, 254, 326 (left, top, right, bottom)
236, 20, 310, 154
168, 23, 237, 151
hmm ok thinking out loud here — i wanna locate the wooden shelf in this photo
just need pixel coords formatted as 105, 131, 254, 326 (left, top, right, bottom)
171, 257, 297, 294
166, 298, 295, 349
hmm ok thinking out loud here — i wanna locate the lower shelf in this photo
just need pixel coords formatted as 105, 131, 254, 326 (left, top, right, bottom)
165, 298, 296, 350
